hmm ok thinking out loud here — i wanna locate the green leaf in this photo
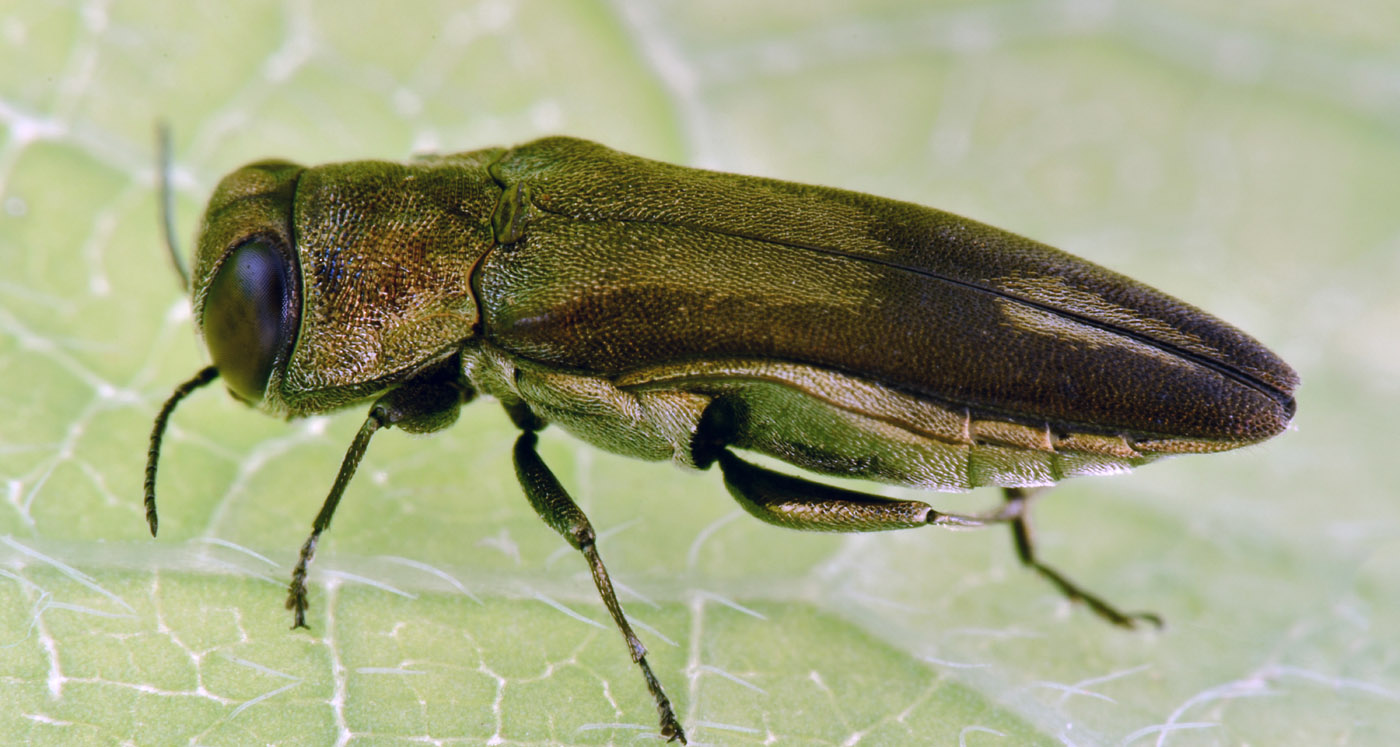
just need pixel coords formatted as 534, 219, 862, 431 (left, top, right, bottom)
2, 1, 1397, 744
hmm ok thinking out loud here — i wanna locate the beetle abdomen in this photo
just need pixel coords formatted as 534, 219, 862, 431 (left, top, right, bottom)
618, 358, 1173, 490
480, 138, 1296, 450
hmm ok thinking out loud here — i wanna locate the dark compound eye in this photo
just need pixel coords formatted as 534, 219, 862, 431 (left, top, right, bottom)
202, 238, 296, 402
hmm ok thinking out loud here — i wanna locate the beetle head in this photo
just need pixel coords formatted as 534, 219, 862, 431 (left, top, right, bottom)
189, 161, 305, 408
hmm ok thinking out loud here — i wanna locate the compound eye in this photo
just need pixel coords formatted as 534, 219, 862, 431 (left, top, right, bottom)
202, 239, 295, 402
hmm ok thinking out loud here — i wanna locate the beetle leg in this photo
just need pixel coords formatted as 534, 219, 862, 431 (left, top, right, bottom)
512, 429, 686, 744
716, 449, 1010, 532
286, 360, 472, 628
286, 410, 382, 629
1001, 487, 1163, 629
501, 397, 546, 432
717, 451, 1162, 629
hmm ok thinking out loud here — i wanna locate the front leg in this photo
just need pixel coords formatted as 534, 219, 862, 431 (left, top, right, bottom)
513, 428, 687, 744
286, 358, 472, 628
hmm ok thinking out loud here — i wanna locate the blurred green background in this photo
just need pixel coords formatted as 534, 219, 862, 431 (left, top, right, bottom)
2, 1, 1397, 744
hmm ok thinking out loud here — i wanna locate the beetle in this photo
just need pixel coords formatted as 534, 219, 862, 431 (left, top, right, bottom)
144, 135, 1297, 743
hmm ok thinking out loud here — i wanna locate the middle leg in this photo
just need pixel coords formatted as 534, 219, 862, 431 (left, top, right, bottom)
513, 429, 686, 744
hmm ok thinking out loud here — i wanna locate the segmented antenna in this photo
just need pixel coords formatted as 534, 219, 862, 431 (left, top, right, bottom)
156, 122, 191, 289
144, 366, 219, 536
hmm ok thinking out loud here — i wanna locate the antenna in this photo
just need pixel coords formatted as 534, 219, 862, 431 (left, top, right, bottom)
156, 122, 191, 289
144, 365, 219, 536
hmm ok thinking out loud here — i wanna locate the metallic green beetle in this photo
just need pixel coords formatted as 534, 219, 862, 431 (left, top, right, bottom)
145, 136, 1298, 743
